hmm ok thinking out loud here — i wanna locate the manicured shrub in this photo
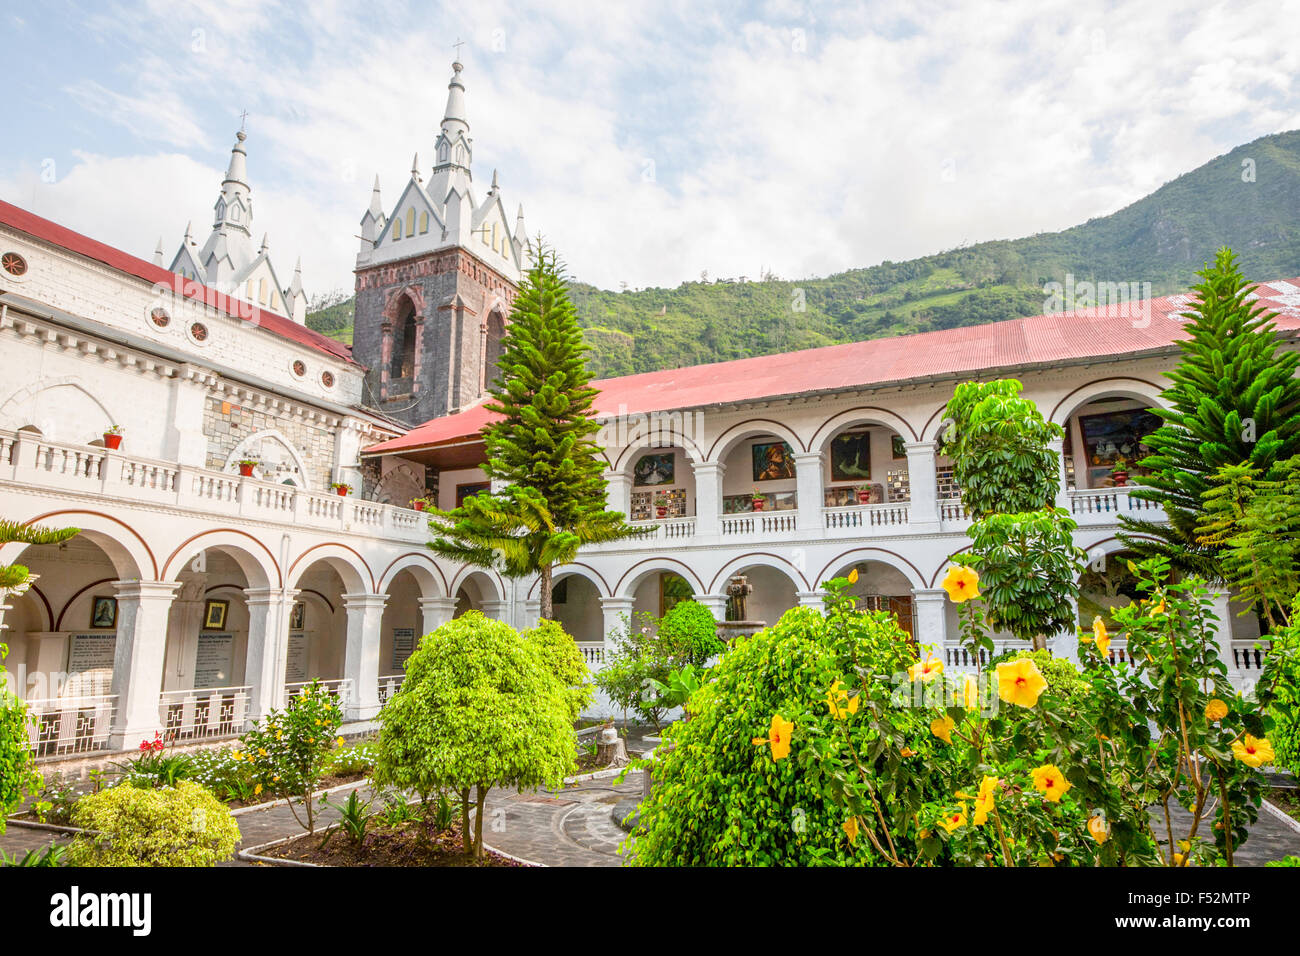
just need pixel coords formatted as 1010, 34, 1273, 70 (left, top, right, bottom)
67, 780, 239, 867
657, 599, 725, 666
522, 618, 593, 720
374, 612, 574, 857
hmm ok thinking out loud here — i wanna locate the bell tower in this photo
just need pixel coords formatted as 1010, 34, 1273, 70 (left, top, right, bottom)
352, 60, 528, 426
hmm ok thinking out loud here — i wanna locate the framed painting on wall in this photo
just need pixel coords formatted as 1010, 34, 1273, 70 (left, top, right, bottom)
1078, 408, 1161, 468
456, 482, 490, 506
203, 599, 229, 631
290, 601, 306, 630
90, 596, 117, 629
830, 432, 872, 482
633, 453, 675, 486
752, 441, 795, 481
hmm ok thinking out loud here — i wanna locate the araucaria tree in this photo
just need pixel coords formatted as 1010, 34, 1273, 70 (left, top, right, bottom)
942, 381, 1085, 651
372, 612, 575, 858
1120, 248, 1300, 580
1, 518, 79, 828
428, 244, 636, 618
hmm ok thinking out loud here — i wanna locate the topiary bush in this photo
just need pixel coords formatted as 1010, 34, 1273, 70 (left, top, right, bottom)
629, 602, 932, 866
67, 780, 239, 867
657, 599, 725, 666
522, 618, 593, 720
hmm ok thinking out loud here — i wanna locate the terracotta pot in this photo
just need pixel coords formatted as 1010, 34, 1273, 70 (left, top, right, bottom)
856, 490, 871, 504
238, 463, 255, 477
413, 501, 426, 511
336, 487, 349, 496
655, 505, 668, 518
751, 498, 765, 512
103, 433, 122, 450
1111, 472, 1129, 487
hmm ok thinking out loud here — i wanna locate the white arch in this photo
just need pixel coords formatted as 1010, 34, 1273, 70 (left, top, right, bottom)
224, 428, 312, 489
810, 406, 918, 453
0, 510, 154, 581
1048, 377, 1168, 427
377, 552, 448, 598
163, 529, 279, 589
527, 562, 612, 599
286, 543, 372, 593
708, 551, 810, 593
613, 557, 706, 599
0, 377, 116, 444
611, 430, 707, 472
449, 566, 505, 604
817, 547, 927, 591
706, 418, 807, 463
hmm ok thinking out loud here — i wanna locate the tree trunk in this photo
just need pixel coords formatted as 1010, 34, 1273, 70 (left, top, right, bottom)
596, 727, 628, 767
474, 785, 488, 859
540, 563, 553, 620
460, 786, 472, 856
1033, 633, 1050, 653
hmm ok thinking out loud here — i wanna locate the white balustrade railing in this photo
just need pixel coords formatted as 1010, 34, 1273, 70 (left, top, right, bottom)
1068, 487, 1164, 517
285, 678, 353, 706
824, 503, 910, 532
939, 499, 970, 521
1231, 640, 1270, 674
24, 695, 117, 757
377, 674, 405, 705
575, 642, 606, 669
0, 428, 430, 543
158, 685, 250, 740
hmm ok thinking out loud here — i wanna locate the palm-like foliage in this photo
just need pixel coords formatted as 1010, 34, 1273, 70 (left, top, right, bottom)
0, 519, 80, 594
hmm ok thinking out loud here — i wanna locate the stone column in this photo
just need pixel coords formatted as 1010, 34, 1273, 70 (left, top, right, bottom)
1048, 437, 1071, 510
794, 451, 825, 531
480, 599, 508, 621
904, 441, 940, 528
1209, 591, 1236, 671
796, 590, 827, 610
692, 461, 725, 536
912, 588, 948, 657
244, 587, 298, 723
600, 596, 635, 643
342, 593, 389, 721
694, 593, 729, 621
167, 366, 209, 466
419, 597, 457, 636
605, 471, 632, 518
1053, 594, 1081, 664
523, 598, 543, 630
109, 580, 181, 749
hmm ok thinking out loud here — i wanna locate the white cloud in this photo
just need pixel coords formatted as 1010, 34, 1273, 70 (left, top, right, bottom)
7, 0, 1300, 296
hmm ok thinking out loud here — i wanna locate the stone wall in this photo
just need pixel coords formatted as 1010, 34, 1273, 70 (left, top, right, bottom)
203, 395, 337, 490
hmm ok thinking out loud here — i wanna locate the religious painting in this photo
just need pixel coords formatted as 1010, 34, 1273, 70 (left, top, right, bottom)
90, 596, 117, 630
829, 431, 872, 482
203, 599, 229, 631
752, 441, 795, 482
633, 453, 675, 486
1078, 408, 1161, 469
456, 482, 490, 506
290, 601, 306, 631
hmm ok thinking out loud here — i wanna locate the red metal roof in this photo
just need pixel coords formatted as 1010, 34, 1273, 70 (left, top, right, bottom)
0, 201, 358, 365
365, 278, 1300, 456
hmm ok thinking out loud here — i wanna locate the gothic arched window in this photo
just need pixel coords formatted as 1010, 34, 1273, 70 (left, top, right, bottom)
391, 298, 417, 383
483, 310, 506, 391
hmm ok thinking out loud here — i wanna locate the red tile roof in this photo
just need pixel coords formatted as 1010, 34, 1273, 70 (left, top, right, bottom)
0, 201, 357, 365
365, 278, 1300, 456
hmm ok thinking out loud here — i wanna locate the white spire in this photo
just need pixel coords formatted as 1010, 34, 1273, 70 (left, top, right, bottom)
411, 152, 422, 184
183, 220, 193, 243
259, 232, 269, 255
153, 238, 164, 267
369, 175, 383, 215
430, 60, 472, 188
441, 60, 468, 135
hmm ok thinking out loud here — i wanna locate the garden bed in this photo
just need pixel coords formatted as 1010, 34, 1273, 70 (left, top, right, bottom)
1267, 788, 1300, 824
249, 818, 526, 867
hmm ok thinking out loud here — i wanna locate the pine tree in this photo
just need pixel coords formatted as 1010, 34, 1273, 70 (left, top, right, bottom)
428, 245, 636, 618
1120, 248, 1300, 579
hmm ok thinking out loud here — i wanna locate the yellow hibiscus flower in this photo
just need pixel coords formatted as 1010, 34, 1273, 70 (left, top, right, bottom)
972, 775, 998, 826
941, 565, 980, 603
826, 680, 860, 720
996, 658, 1048, 708
752, 714, 794, 761
908, 654, 944, 683
843, 816, 860, 845
847, 568, 859, 585
1031, 764, 1071, 803
930, 714, 956, 745
1204, 698, 1229, 722
1231, 734, 1274, 768
939, 803, 967, 833
954, 674, 980, 709
1087, 813, 1109, 844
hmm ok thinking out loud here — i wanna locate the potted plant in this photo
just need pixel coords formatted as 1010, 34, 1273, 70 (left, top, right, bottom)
1109, 458, 1130, 487
855, 483, 873, 505
751, 488, 766, 512
653, 493, 669, 519
410, 496, 431, 512
103, 425, 123, 450
330, 482, 352, 497
236, 458, 258, 478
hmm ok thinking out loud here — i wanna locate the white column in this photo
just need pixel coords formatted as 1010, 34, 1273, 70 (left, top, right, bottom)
693, 461, 725, 536
1053, 594, 1081, 664
244, 587, 298, 722
793, 451, 824, 531
480, 599, 508, 621
342, 592, 388, 721
695, 593, 729, 621
600, 596, 635, 642
904, 441, 939, 528
796, 590, 826, 610
1048, 437, 1070, 510
166, 366, 210, 466
419, 596, 457, 636
605, 471, 632, 518
109, 580, 181, 749
912, 588, 948, 657
523, 598, 543, 629
1209, 591, 1236, 670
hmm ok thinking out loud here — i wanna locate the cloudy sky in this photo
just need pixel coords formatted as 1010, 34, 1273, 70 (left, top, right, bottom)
3, 0, 1299, 296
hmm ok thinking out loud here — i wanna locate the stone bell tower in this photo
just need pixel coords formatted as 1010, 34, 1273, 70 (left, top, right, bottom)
352, 60, 529, 426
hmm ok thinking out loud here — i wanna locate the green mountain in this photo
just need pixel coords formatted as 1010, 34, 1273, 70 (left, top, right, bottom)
308, 130, 1300, 377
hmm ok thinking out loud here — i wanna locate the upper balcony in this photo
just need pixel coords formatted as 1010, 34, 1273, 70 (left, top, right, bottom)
0, 428, 428, 543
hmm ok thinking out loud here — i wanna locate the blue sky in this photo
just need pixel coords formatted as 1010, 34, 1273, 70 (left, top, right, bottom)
3, 0, 1299, 297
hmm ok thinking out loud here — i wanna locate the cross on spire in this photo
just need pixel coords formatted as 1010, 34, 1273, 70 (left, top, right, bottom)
239, 109, 248, 131
452, 37, 464, 61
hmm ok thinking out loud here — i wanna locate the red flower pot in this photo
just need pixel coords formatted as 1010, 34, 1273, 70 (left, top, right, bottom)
103, 433, 122, 450
413, 501, 426, 511
856, 490, 872, 504
336, 487, 349, 496
655, 505, 668, 518
238, 463, 255, 477
752, 498, 765, 512
1111, 472, 1129, 487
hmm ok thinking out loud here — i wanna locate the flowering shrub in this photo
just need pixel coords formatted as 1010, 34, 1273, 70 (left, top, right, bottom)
236, 679, 343, 832
1257, 597, 1300, 774
67, 780, 239, 867
115, 732, 195, 788
187, 747, 258, 803
324, 739, 379, 777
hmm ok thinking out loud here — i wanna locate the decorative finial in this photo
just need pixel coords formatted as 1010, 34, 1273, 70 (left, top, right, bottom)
453, 37, 465, 64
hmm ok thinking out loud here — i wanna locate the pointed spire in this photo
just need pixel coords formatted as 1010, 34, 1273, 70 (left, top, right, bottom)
153, 238, 164, 267
442, 60, 468, 134
259, 232, 269, 255
184, 221, 193, 243
289, 256, 304, 295
490, 169, 499, 193
411, 152, 422, 184
224, 129, 249, 187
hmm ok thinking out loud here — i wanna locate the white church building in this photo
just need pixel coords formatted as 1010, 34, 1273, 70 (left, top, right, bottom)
0, 61, 1292, 761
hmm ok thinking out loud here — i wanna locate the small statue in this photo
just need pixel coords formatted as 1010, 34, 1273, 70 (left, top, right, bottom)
726, 574, 753, 621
